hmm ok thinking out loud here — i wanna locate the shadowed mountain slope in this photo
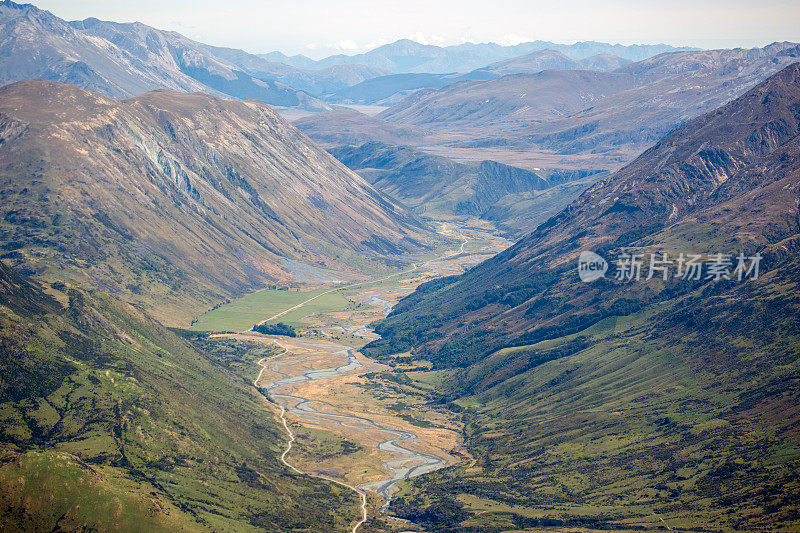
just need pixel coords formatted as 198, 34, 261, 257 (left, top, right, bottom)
372, 61, 800, 531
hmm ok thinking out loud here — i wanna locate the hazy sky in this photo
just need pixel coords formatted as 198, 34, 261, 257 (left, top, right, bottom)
33, 0, 800, 58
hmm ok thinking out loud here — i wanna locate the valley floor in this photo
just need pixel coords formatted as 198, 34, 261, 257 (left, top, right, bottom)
194, 221, 511, 531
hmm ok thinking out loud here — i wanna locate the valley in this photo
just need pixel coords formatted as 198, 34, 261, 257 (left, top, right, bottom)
1, 2, 799, 531
190, 222, 510, 531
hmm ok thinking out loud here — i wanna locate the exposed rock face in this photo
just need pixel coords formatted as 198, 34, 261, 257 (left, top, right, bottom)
0, 80, 431, 322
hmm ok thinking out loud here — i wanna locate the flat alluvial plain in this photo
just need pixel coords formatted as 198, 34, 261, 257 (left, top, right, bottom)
200, 227, 510, 529
191, 288, 351, 331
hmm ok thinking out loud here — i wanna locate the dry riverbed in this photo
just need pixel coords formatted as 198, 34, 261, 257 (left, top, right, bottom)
210, 223, 511, 531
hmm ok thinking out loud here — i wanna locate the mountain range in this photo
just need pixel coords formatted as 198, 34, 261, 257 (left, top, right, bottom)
323, 50, 635, 106
0, 1, 693, 111
0, 80, 430, 324
374, 42, 800, 169
365, 61, 800, 530
262, 38, 692, 74
0, 1, 338, 110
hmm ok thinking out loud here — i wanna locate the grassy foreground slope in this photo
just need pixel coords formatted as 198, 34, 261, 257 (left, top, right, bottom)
0, 261, 359, 531
372, 63, 800, 530
392, 289, 800, 530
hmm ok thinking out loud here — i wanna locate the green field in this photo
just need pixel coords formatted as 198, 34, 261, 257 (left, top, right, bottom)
190, 288, 350, 332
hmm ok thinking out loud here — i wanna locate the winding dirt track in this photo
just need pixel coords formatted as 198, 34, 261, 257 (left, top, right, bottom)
254, 338, 447, 531
249, 233, 475, 530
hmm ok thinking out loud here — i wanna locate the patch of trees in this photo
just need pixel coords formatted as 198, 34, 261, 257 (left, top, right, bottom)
251, 322, 297, 337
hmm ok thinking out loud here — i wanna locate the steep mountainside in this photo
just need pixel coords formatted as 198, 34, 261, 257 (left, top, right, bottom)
378, 43, 800, 169
0, 1, 327, 109
0, 261, 361, 531
329, 142, 603, 234
367, 62, 800, 530
367, 60, 800, 365
0, 81, 430, 324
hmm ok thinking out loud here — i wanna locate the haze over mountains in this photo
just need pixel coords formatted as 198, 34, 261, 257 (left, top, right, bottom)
0, 0, 696, 114
262, 38, 691, 74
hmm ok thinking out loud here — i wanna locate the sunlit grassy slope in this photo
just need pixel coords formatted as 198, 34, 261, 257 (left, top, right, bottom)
391, 272, 800, 531
0, 263, 360, 532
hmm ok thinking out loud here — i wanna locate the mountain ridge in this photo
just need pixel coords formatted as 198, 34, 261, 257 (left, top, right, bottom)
365, 60, 800, 368
0, 1, 329, 109
373, 61, 800, 531
0, 79, 431, 324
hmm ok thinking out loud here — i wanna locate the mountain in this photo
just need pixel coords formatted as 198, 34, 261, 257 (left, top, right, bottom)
265, 39, 692, 74
366, 62, 800, 530
293, 108, 426, 147
326, 71, 497, 106
380, 68, 637, 127
0, 260, 361, 531
377, 42, 800, 169
474, 50, 632, 76
577, 52, 632, 71
0, 1, 327, 110
199, 43, 390, 96
257, 51, 319, 70
325, 51, 633, 106
0, 80, 431, 325
329, 141, 604, 234
473, 49, 582, 76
